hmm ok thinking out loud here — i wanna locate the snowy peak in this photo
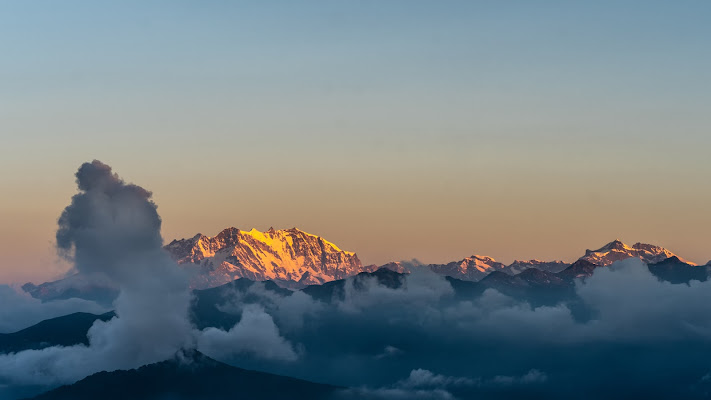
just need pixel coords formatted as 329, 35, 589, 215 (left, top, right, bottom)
458, 255, 505, 273
503, 260, 570, 275
580, 240, 694, 266
632, 242, 674, 258
429, 255, 572, 281
163, 234, 697, 287
429, 255, 506, 281
165, 227, 362, 288
595, 239, 629, 252
375, 262, 409, 274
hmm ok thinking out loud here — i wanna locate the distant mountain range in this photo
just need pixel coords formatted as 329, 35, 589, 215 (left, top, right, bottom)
6, 259, 710, 356
164, 228, 702, 285
21, 227, 707, 302
8, 230, 711, 400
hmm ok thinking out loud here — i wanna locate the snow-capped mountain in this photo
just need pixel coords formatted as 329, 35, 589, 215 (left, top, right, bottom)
165, 227, 364, 288
21, 232, 702, 302
503, 260, 570, 275
579, 240, 694, 266
428, 257, 569, 282
428, 255, 506, 281
557, 259, 599, 280
374, 261, 409, 274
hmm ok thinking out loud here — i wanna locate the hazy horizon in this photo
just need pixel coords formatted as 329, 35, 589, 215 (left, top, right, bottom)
2, 1, 710, 283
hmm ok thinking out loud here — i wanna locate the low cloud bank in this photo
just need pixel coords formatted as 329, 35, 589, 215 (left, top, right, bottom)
0, 285, 106, 333
197, 259, 711, 399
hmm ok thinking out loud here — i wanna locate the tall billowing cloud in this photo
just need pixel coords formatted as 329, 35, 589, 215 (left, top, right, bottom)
0, 161, 193, 389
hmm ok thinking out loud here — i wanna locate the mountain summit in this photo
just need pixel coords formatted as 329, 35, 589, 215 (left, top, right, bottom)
165, 227, 363, 288
579, 240, 694, 266
428, 255, 506, 281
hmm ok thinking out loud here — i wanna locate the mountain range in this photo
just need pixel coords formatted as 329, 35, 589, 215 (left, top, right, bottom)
6, 257, 709, 357
6, 228, 710, 400
161, 228, 705, 285
21, 227, 707, 303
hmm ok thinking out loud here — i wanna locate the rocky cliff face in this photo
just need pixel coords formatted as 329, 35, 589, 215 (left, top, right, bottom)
165, 227, 364, 288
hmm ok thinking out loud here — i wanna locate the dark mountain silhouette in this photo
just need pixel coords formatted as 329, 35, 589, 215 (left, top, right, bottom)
302, 268, 404, 302
557, 260, 599, 281
0, 312, 114, 354
29, 350, 340, 400
8, 259, 708, 357
647, 256, 708, 284
191, 278, 290, 330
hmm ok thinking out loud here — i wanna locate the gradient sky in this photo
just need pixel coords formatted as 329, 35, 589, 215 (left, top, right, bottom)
1, 1, 710, 283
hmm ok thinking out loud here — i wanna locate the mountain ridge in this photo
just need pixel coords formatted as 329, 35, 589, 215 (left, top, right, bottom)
579, 239, 695, 266
21, 232, 701, 303
166, 227, 363, 288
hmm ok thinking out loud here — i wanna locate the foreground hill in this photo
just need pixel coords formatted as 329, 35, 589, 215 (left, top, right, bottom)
29, 350, 340, 400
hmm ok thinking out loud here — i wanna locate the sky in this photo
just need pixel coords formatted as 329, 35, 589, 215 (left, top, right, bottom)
1, 1, 710, 283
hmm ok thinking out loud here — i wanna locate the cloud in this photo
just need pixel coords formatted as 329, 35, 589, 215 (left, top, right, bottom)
0, 161, 194, 391
335, 368, 547, 400
491, 369, 548, 386
195, 281, 320, 362
574, 258, 711, 341
197, 304, 297, 362
198, 258, 711, 399
215, 281, 323, 331
375, 345, 403, 360
0, 285, 106, 333
337, 267, 454, 315
397, 369, 475, 389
